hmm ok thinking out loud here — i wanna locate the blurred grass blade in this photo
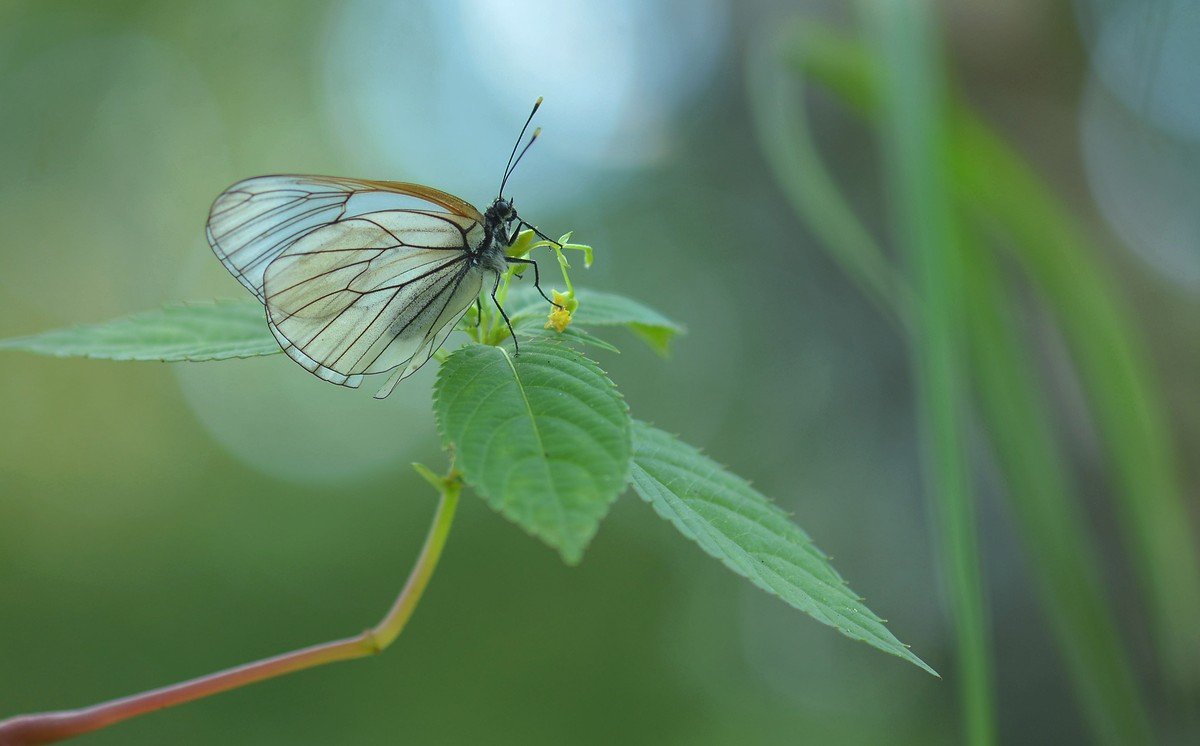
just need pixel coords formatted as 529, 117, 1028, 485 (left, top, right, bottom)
961, 232, 1154, 744
757, 20, 1160, 742
774, 26, 1200, 688
952, 114, 1200, 691
0, 299, 278, 361
746, 28, 907, 326
859, 3, 995, 742
630, 421, 937, 675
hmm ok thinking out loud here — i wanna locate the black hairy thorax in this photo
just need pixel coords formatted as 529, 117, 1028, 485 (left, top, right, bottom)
475, 197, 519, 274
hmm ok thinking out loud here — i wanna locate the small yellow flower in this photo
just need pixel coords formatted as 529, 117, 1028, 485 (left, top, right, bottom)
545, 290, 574, 332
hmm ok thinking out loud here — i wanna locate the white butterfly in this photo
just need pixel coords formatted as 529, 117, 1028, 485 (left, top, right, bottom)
205, 102, 556, 399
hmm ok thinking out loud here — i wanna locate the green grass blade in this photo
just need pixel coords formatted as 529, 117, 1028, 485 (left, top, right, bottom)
961, 232, 1155, 744
752, 18, 1160, 743
764, 22, 1159, 743
745, 27, 908, 327
763, 20, 1166, 743
952, 115, 1200, 692
780, 26, 1200, 691
859, 3, 995, 742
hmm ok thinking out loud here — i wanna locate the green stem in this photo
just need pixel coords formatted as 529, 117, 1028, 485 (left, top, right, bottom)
553, 246, 574, 296
0, 475, 461, 746
860, 2, 996, 743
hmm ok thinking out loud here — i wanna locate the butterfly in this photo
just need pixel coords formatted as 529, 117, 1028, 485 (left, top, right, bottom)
205, 99, 559, 399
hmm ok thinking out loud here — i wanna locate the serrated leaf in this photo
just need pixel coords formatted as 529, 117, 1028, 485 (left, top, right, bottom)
629, 420, 937, 675
513, 318, 621, 354
0, 299, 279, 362
434, 340, 632, 563
507, 287, 685, 355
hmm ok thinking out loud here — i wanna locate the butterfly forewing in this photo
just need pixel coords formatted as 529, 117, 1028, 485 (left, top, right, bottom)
261, 211, 486, 394
205, 174, 505, 396
206, 175, 484, 302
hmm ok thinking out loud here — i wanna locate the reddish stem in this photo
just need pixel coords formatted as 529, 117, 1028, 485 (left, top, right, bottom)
0, 483, 460, 745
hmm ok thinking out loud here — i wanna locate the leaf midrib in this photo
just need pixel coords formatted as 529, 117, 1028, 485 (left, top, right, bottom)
498, 348, 571, 540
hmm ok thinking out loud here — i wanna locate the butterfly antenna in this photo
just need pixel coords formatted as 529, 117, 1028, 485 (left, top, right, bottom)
502, 127, 542, 195
499, 96, 543, 197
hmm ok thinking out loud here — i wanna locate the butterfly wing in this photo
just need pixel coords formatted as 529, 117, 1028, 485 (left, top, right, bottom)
206, 174, 484, 302
261, 210, 487, 395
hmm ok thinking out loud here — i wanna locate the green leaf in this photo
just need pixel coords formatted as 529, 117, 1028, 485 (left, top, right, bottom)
507, 287, 685, 355
434, 339, 632, 564
512, 319, 621, 354
0, 299, 279, 362
629, 420, 937, 675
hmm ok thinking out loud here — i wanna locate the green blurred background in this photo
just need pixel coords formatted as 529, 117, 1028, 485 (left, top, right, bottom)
2, 1, 1198, 744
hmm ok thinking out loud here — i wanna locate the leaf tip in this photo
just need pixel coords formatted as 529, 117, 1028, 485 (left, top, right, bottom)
558, 548, 585, 566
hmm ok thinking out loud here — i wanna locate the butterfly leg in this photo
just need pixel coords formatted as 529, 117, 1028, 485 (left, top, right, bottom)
473, 297, 483, 328
491, 270, 519, 355
505, 256, 562, 308
517, 220, 562, 247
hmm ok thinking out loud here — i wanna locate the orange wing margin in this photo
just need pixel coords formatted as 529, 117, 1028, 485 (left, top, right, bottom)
320, 176, 485, 222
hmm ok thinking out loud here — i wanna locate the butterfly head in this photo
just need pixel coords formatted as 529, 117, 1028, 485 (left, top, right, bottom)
484, 196, 519, 238
487, 197, 517, 224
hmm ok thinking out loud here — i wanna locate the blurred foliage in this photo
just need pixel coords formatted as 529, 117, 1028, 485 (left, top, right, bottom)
749, 6, 1199, 745
2, 1, 1198, 744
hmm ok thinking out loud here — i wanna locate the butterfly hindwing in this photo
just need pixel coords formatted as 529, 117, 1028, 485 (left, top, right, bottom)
261, 210, 486, 393
371, 262, 485, 399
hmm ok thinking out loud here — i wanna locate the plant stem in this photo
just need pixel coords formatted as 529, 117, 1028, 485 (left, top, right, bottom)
0, 476, 461, 746
860, 2, 996, 743
553, 246, 574, 296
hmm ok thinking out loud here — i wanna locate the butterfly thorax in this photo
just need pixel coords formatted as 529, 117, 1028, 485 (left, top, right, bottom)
476, 197, 518, 274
